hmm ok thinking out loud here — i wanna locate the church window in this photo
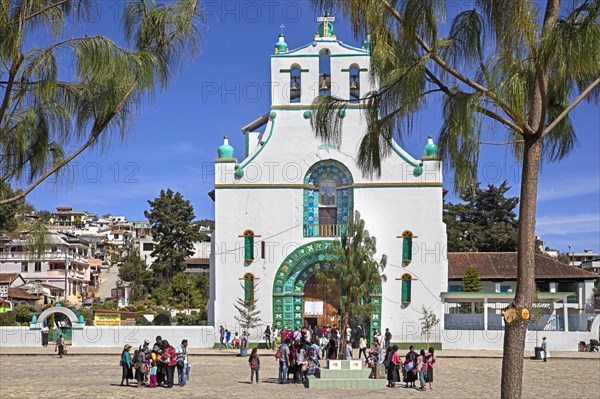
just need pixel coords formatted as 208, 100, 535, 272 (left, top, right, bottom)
290, 64, 301, 103
401, 273, 412, 304
303, 160, 353, 237
261, 241, 266, 259
401, 230, 416, 265
349, 64, 360, 103
319, 49, 331, 95
243, 273, 255, 303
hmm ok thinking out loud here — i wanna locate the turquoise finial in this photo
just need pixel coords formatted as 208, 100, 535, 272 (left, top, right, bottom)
317, 11, 335, 38
363, 34, 372, 52
78, 314, 85, 323
424, 135, 438, 157
274, 27, 288, 54
31, 315, 38, 324
218, 136, 234, 158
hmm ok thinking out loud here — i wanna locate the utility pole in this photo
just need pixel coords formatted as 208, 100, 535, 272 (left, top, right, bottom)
64, 248, 69, 302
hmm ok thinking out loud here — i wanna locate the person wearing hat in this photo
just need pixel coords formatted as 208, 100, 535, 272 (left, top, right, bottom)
120, 344, 133, 386
541, 337, 548, 362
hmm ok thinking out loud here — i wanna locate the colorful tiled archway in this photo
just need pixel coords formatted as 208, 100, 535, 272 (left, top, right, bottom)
272, 240, 382, 333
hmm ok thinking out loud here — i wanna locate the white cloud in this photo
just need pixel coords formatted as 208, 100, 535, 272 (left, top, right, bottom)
538, 177, 600, 201
536, 213, 600, 236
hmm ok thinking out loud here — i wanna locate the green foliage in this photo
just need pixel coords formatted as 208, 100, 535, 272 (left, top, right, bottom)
12, 305, 35, 324
153, 308, 171, 326
0, 181, 20, 231
316, 210, 386, 358
94, 299, 117, 310
78, 308, 94, 326
309, 1, 600, 191
118, 253, 152, 301
0, 311, 17, 326
175, 311, 204, 326
35, 210, 53, 224
144, 189, 202, 284
0, 0, 204, 205
444, 181, 519, 252
136, 315, 152, 326
462, 265, 483, 292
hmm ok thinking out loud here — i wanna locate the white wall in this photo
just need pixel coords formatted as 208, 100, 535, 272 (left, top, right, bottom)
0, 326, 215, 348
441, 329, 597, 352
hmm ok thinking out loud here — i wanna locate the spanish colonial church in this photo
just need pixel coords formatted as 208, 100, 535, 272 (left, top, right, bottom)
209, 16, 447, 340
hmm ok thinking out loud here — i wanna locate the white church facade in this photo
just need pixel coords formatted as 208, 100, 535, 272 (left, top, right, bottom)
208, 16, 599, 351
208, 18, 448, 341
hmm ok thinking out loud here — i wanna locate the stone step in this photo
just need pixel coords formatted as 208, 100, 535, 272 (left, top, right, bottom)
319, 368, 372, 379
326, 359, 365, 370
307, 376, 387, 389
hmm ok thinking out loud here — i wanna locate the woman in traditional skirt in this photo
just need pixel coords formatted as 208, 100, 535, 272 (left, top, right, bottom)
403, 347, 417, 388
386, 345, 401, 388
426, 347, 436, 389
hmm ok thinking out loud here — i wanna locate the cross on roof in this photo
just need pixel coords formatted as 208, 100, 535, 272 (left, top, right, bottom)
317, 10, 335, 22
280, 24, 285, 34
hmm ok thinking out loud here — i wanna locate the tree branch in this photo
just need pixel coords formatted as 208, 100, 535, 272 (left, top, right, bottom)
424, 68, 524, 135
0, 54, 23, 124
0, 86, 136, 206
379, 0, 522, 126
542, 76, 600, 137
25, 0, 71, 21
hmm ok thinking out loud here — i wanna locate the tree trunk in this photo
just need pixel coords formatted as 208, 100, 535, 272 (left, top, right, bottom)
500, 135, 542, 399
340, 312, 349, 359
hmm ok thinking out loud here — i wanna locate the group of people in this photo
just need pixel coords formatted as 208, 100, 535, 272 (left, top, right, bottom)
270, 324, 353, 384
219, 326, 250, 349
381, 345, 436, 390
120, 336, 190, 389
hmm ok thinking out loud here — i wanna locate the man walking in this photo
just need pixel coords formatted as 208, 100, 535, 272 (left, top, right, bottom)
176, 339, 188, 386
541, 336, 548, 362
278, 339, 291, 384
219, 325, 225, 349
384, 328, 392, 351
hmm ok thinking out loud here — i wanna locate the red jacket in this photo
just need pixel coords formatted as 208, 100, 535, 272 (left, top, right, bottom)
163, 346, 177, 366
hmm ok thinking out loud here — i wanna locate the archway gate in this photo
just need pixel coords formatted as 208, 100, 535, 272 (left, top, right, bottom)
272, 240, 382, 334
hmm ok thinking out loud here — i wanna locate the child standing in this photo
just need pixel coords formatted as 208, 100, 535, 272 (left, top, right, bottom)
149, 362, 157, 388
248, 348, 261, 384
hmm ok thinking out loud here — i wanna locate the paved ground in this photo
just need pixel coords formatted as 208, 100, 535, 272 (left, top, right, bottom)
96, 265, 118, 298
1, 349, 598, 398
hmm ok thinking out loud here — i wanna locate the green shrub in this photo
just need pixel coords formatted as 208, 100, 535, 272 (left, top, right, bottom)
136, 315, 152, 326
0, 312, 16, 326
13, 304, 35, 324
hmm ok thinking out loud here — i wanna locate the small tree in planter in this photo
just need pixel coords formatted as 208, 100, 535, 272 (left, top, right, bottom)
234, 278, 261, 356
420, 306, 440, 345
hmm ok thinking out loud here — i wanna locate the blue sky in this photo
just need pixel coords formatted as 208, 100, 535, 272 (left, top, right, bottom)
23, 1, 599, 253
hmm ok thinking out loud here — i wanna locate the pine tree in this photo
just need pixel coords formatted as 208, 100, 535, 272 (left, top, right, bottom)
462, 266, 483, 292
444, 182, 519, 252
234, 283, 261, 332
144, 189, 202, 285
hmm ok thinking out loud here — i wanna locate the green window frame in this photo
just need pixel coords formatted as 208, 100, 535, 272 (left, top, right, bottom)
241, 229, 257, 262
400, 230, 416, 265
401, 273, 412, 304
243, 273, 255, 303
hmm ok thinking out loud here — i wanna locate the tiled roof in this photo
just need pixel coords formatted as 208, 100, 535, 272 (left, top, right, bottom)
0, 273, 20, 284
8, 287, 40, 300
448, 252, 600, 280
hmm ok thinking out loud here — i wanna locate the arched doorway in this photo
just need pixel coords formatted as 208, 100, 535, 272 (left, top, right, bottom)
272, 240, 382, 334
304, 272, 340, 327
30, 304, 85, 344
